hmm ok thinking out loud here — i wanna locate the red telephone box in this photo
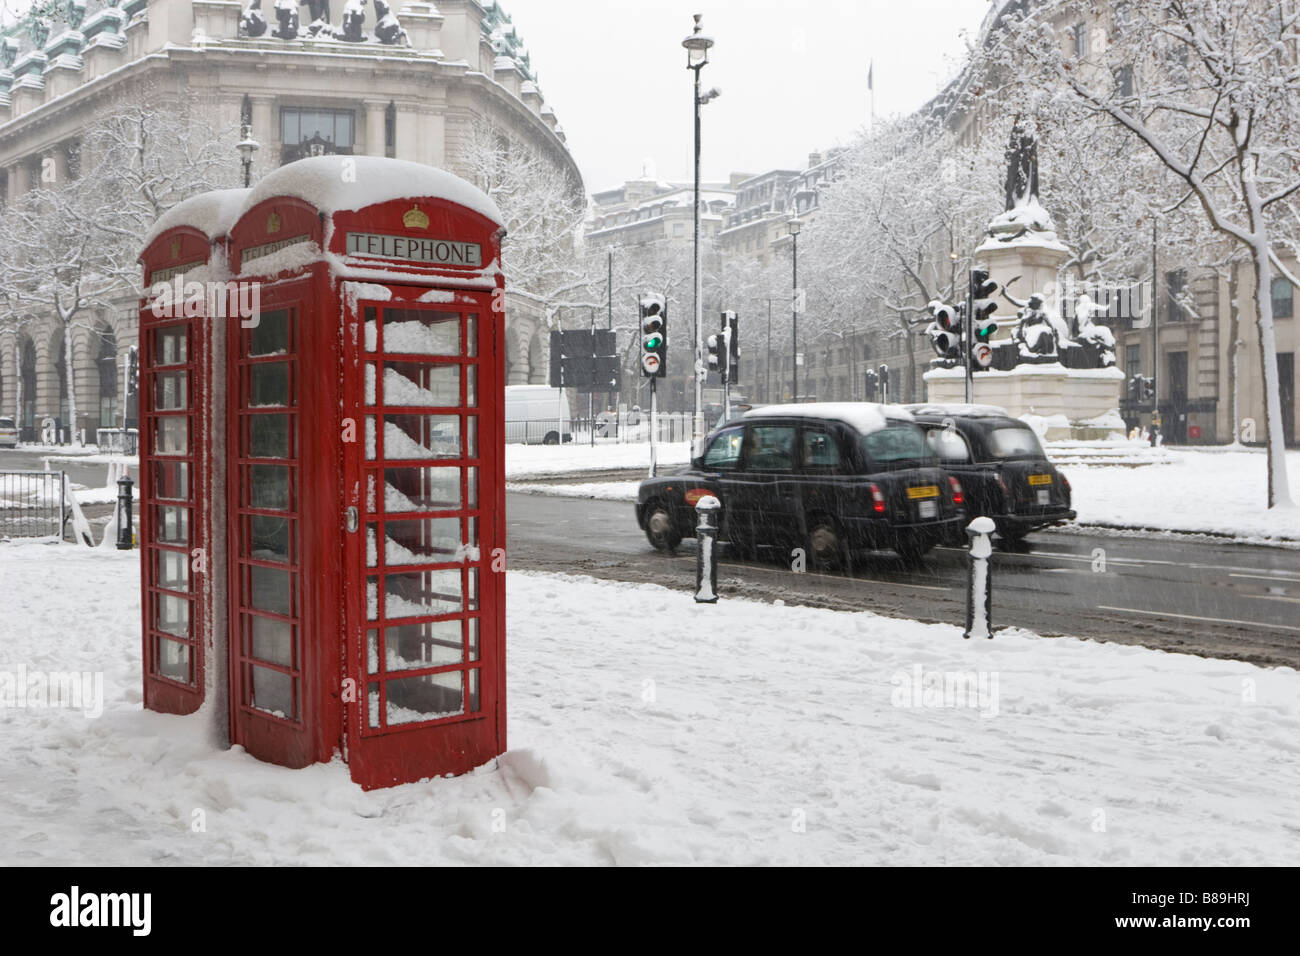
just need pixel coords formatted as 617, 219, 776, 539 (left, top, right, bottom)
140, 157, 508, 790
138, 190, 247, 716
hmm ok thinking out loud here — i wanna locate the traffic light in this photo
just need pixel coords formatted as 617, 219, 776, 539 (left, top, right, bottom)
1127, 375, 1140, 402
925, 300, 962, 360
970, 268, 999, 342
1141, 376, 1155, 401
706, 331, 724, 381
639, 294, 667, 378
864, 369, 878, 399
723, 311, 739, 385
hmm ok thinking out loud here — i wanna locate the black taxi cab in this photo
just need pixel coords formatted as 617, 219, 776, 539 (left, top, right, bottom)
635, 403, 965, 568
906, 404, 1076, 546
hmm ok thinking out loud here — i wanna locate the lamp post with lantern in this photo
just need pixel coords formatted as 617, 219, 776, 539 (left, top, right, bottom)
683, 14, 719, 446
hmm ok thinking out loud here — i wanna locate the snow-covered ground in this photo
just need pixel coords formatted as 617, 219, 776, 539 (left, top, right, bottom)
1061, 448, 1300, 543
506, 441, 690, 478
1, 540, 1297, 866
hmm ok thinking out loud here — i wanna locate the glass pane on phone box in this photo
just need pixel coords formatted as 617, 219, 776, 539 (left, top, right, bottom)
250, 310, 290, 356
382, 467, 460, 512
249, 566, 292, 616
155, 636, 190, 682
155, 417, 188, 455
156, 504, 189, 545
381, 310, 459, 356
155, 329, 187, 365
249, 515, 291, 563
158, 549, 189, 591
367, 518, 461, 567
367, 363, 459, 407
157, 593, 189, 636
155, 371, 187, 410
249, 414, 291, 459
381, 415, 460, 460
249, 464, 292, 511
248, 363, 290, 407
383, 569, 462, 619
152, 460, 189, 501
249, 665, 295, 719
250, 615, 293, 667
385, 672, 463, 724
382, 620, 463, 670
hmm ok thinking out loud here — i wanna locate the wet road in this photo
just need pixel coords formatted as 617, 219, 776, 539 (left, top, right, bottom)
506, 492, 1300, 669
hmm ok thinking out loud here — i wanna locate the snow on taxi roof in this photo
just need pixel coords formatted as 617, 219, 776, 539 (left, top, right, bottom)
904, 403, 1013, 419
742, 402, 913, 434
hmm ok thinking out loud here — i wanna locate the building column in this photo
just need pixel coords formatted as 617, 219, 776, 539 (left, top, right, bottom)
33, 332, 59, 430
250, 95, 276, 175
364, 100, 388, 158
395, 105, 420, 163
0, 333, 15, 423
71, 325, 99, 439
9, 161, 30, 199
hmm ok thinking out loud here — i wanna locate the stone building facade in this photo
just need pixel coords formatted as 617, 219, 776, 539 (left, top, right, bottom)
0, 0, 581, 440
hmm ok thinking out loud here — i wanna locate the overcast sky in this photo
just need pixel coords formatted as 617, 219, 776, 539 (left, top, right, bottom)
501, 0, 992, 193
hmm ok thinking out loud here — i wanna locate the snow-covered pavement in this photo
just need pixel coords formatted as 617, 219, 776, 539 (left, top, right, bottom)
1, 540, 1297, 866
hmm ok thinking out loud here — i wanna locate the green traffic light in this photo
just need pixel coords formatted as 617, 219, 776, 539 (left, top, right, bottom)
645, 334, 664, 350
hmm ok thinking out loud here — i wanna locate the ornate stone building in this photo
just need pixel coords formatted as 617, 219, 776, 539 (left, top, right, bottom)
0, 0, 580, 440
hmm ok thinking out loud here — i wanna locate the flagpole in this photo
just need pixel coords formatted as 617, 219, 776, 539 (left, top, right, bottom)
868, 59, 875, 134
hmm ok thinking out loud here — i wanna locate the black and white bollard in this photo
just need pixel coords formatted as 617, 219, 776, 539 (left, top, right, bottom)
694, 495, 720, 604
116, 475, 135, 551
963, 516, 995, 639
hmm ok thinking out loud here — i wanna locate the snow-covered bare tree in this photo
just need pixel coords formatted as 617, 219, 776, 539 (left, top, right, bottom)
457, 119, 588, 319
985, 0, 1298, 507
801, 118, 1003, 397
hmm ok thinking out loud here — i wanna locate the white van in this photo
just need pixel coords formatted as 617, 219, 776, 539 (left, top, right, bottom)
505, 385, 572, 445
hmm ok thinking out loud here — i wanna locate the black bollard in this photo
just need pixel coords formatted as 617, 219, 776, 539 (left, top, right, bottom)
694, 495, 720, 604
116, 475, 135, 551
963, 516, 995, 639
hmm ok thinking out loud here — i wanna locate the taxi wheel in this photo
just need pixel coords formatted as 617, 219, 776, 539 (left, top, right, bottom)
807, 519, 849, 573
644, 503, 682, 553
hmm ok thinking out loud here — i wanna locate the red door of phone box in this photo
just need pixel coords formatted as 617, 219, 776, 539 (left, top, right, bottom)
137, 188, 249, 716
140, 157, 507, 790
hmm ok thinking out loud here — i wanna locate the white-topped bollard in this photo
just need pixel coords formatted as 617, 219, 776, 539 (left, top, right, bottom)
694, 495, 721, 604
964, 516, 996, 640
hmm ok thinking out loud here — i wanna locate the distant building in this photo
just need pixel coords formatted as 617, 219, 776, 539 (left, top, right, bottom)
0, 0, 581, 440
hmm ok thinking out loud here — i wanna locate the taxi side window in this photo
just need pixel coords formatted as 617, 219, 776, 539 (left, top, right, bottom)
801, 427, 842, 470
702, 426, 744, 469
926, 427, 971, 463
746, 425, 797, 471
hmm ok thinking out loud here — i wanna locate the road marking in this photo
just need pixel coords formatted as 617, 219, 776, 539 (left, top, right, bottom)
671, 555, 953, 591
1229, 572, 1300, 584
1034, 550, 1298, 578
1243, 593, 1300, 605
1097, 605, 1300, 633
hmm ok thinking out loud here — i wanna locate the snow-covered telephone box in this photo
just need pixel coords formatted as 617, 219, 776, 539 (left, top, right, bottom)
138, 157, 508, 789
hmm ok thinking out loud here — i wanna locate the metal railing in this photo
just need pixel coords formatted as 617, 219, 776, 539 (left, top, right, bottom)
506, 413, 697, 446
0, 471, 66, 539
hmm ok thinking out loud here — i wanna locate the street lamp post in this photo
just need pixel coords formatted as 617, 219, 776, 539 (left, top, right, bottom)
237, 125, 260, 188
683, 14, 718, 448
789, 218, 802, 402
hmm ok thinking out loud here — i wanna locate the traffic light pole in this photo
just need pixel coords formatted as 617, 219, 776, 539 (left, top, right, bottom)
690, 59, 705, 450
649, 377, 658, 479
964, 279, 974, 405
